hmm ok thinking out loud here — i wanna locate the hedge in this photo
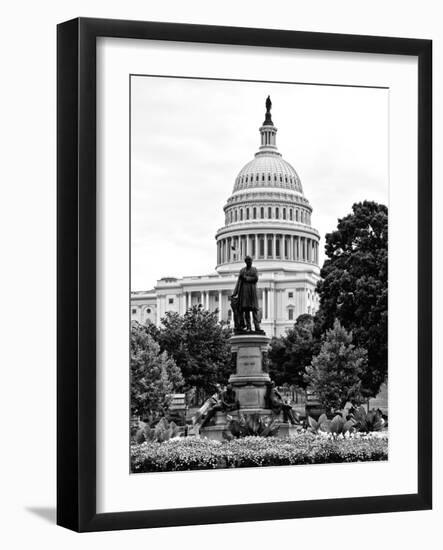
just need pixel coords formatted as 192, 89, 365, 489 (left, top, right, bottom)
131, 433, 388, 473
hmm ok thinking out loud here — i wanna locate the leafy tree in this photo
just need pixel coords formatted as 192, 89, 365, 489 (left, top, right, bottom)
131, 321, 184, 422
316, 201, 388, 397
158, 305, 232, 400
268, 314, 320, 388
304, 319, 367, 413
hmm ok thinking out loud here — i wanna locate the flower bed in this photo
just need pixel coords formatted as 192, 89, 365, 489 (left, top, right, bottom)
131, 433, 388, 473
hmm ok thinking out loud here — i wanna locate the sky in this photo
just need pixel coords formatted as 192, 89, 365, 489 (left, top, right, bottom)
131, 76, 388, 291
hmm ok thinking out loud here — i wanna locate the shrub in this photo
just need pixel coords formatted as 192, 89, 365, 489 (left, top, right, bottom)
131, 433, 388, 473
307, 413, 355, 436
223, 414, 279, 440
135, 417, 181, 444
351, 406, 385, 433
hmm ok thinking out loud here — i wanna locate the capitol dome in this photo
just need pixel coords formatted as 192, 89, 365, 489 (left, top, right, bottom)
233, 155, 303, 194
215, 96, 320, 275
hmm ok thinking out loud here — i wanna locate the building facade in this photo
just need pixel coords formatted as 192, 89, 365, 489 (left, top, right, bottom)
131, 99, 321, 337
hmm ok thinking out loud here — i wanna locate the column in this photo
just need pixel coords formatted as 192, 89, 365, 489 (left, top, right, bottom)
269, 286, 275, 322
273, 234, 276, 259
205, 291, 210, 310
255, 234, 258, 260
182, 292, 187, 314
245, 234, 249, 257
218, 290, 222, 321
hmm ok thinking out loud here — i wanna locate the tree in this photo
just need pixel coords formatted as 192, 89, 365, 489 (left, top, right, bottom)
158, 305, 232, 400
316, 201, 388, 397
304, 319, 367, 413
131, 321, 184, 422
268, 314, 320, 388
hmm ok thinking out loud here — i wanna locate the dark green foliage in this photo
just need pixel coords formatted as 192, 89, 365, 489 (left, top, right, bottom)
131, 434, 388, 472
304, 320, 367, 412
316, 201, 388, 397
131, 321, 184, 422
135, 417, 181, 444
223, 414, 279, 440
307, 413, 355, 436
351, 406, 385, 433
268, 314, 320, 388
157, 305, 233, 398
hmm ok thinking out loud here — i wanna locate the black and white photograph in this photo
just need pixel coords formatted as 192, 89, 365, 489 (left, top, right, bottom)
130, 76, 389, 473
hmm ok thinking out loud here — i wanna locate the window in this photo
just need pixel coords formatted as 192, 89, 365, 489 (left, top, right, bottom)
288, 292, 293, 298
147, 308, 151, 314
267, 237, 273, 257
253, 207, 257, 219
259, 237, 265, 257
288, 308, 294, 321
240, 209, 243, 220
131, 308, 137, 314
168, 298, 174, 304
276, 239, 280, 257
289, 209, 293, 220
283, 208, 286, 220
276, 207, 279, 219
268, 207, 272, 218
260, 207, 264, 219
234, 210, 238, 221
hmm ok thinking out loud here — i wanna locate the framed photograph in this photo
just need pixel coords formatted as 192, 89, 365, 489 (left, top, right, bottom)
57, 17, 432, 532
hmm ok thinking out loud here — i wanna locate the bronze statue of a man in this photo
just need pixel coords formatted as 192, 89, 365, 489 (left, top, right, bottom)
231, 256, 262, 333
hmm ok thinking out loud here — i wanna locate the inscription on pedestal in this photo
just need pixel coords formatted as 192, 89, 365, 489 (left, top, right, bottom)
237, 347, 262, 376
237, 386, 262, 408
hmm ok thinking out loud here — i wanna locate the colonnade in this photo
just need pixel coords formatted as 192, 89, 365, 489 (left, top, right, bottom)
217, 233, 319, 265
226, 205, 311, 225
181, 288, 278, 322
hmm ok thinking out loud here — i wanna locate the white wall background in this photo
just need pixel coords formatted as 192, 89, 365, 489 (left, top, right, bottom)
0, 0, 440, 548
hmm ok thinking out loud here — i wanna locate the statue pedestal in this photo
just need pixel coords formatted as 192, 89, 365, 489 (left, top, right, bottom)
200, 333, 298, 440
228, 333, 271, 413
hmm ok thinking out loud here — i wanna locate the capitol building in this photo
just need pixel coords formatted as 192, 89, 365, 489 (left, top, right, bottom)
131, 98, 321, 337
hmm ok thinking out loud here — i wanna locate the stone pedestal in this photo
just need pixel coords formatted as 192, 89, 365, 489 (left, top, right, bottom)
229, 333, 271, 413
200, 333, 298, 440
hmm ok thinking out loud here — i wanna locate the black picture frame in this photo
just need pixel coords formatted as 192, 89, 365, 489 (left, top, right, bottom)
57, 17, 432, 532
